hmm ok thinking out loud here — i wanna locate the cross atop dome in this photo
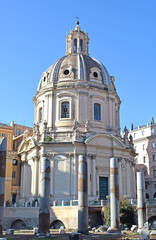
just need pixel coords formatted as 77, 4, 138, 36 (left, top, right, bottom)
66, 21, 89, 56
76, 16, 79, 25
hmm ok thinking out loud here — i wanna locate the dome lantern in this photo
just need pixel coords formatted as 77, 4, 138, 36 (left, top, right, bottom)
66, 22, 89, 56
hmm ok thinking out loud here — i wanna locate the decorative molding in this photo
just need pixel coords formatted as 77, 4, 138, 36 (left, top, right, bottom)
78, 91, 88, 96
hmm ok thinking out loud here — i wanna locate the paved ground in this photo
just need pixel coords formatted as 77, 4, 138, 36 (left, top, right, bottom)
0, 233, 145, 240
1, 230, 156, 240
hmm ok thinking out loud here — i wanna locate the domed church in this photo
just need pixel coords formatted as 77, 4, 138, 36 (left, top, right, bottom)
18, 22, 136, 203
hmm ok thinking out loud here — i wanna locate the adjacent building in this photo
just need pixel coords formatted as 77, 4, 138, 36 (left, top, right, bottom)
129, 118, 156, 199
0, 121, 32, 203
18, 22, 136, 205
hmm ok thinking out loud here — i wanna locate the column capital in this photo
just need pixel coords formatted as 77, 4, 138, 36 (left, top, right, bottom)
32, 156, 39, 162
86, 154, 96, 159
91, 154, 96, 160
50, 153, 55, 158
41, 153, 51, 158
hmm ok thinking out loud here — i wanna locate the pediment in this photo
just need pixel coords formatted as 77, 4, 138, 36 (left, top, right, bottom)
85, 133, 125, 148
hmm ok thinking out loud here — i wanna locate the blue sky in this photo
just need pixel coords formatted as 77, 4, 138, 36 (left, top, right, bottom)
0, 0, 156, 130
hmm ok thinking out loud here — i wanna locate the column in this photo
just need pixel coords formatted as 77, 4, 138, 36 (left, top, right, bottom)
20, 162, 24, 199
137, 171, 146, 229
108, 157, 120, 233
70, 154, 75, 198
78, 155, 88, 234
73, 153, 78, 199
51, 92, 54, 129
48, 94, 52, 128
42, 100, 45, 122
39, 156, 50, 235
91, 155, 96, 196
118, 158, 122, 196
109, 98, 113, 126
20, 160, 27, 199
125, 161, 128, 195
65, 154, 70, 197
50, 156, 54, 197
122, 159, 126, 195
0, 137, 7, 235
126, 160, 131, 196
45, 95, 48, 123
133, 165, 136, 198
20, 153, 27, 199
87, 155, 91, 197
33, 156, 39, 197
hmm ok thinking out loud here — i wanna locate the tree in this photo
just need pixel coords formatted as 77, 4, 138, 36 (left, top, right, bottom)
103, 196, 135, 228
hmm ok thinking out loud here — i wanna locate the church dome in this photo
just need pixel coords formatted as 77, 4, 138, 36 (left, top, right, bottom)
37, 22, 114, 92
34, 21, 120, 136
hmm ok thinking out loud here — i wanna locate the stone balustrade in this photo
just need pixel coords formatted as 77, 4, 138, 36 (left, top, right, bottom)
3, 198, 156, 208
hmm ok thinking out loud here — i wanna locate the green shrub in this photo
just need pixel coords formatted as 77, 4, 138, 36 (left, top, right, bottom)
45, 136, 52, 142
104, 196, 135, 228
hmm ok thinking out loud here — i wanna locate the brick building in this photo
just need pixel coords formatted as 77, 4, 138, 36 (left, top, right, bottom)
0, 121, 32, 203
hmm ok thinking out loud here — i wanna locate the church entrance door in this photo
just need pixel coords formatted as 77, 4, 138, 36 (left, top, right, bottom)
99, 177, 108, 200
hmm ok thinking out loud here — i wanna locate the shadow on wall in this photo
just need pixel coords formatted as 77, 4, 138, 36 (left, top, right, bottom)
11, 219, 26, 229
148, 216, 156, 230
50, 219, 65, 229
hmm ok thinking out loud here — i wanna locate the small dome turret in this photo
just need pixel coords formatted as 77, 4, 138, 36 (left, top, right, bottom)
66, 21, 89, 56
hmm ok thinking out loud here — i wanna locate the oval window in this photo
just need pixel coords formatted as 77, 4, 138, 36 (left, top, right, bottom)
93, 72, 98, 78
64, 69, 69, 75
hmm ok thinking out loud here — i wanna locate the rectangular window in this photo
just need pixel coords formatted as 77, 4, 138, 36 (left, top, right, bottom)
39, 107, 43, 123
153, 170, 156, 178
12, 171, 16, 178
154, 184, 156, 188
12, 159, 18, 166
16, 129, 21, 135
0, 133, 8, 138
94, 103, 101, 121
134, 133, 136, 138
61, 102, 69, 118
152, 128, 155, 134
145, 184, 148, 189
74, 39, 77, 53
153, 154, 156, 162
143, 156, 146, 163
142, 130, 144, 136
143, 144, 145, 150
152, 142, 155, 149
80, 39, 83, 51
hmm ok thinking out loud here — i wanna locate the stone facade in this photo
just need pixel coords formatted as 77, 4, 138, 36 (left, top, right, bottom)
18, 22, 136, 206
129, 119, 156, 199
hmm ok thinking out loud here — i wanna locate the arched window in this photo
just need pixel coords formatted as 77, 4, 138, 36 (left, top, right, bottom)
39, 107, 42, 123
94, 103, 101, 121
61, 102, 69, 118
80, 39, 83, 51
74, 39, 77, 53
